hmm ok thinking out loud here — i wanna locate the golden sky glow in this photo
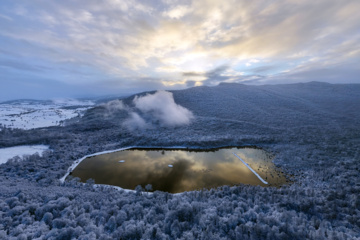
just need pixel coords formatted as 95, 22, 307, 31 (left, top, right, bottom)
0, 0, 359, 100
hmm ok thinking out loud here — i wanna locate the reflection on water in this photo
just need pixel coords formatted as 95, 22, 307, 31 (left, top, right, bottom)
70, 147, 287, 193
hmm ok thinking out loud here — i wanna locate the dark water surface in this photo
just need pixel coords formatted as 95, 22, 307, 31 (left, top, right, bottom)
70, 147, 287, 193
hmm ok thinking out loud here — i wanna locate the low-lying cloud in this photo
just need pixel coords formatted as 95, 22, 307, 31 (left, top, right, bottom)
100, 99, 126, 117
101, 91, 194, 130
116, 91, 194, 130
52, 98, 95, 106
101, 99, 125, 111
133, 91, 194, 127
122, 112, 148, 131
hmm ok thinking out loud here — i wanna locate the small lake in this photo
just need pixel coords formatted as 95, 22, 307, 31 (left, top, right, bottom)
69, 147, 287, 193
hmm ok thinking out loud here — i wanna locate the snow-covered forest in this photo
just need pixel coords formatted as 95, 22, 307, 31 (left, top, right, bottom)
0, 82, 359, 239
0, 99, 94, 130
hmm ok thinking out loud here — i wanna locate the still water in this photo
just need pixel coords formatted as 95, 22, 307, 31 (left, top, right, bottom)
69, 147, 287, 193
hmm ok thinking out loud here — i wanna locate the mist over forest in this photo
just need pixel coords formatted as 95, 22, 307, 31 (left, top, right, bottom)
0, 82, 359, 239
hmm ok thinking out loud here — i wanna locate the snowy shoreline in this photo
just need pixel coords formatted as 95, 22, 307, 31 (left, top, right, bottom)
60, 146, 190, 194
233, 152, 268, 184
59, 146, 189, 183
60, 146, 271, 194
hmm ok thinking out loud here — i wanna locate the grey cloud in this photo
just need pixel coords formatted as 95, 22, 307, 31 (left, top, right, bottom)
186, 80, 196, 87
202, 65, 231, 86
238, 75, 267, 84
248, 65, 278, 74
1, 0, 360, 101
205, 65, 229, 78
217, 74, 266, 85
182, 71, 203, 77
280, 66, 360, 84
100, 99, 127, 117
183, 65, 231, 86
0, 60, 45, 72
122, 112, 149, 131
0, 76, 83, 102
182, 65, 229, 84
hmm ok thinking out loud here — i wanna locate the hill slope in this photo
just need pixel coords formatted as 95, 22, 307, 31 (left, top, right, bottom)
0, 82, 359, 239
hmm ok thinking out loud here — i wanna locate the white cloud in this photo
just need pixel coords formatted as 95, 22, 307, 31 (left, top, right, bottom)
100, 99, 126, 115
134, 91, 194, 126
1, 0, 360, 100
119, 91, 194, 131
246, 59, 260, 67
122, 112, 149, 131
163, 5, 191, 19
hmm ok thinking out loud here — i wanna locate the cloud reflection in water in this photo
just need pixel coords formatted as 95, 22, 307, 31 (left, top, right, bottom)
71, 147, 286, 193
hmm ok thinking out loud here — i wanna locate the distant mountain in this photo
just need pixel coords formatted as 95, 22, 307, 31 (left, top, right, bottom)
171, 82, 360, 127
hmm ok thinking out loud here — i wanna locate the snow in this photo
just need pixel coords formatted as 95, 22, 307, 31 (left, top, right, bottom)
51, 98, 94, 106
60, 146, 133, 183
0, 145, 49, 164
118, 160, 125, 163
233, 152, 268, 184
1, 82, 360, 239
60, 146, 188, 183
168, 164, 173, 168
0, 99, 94, 130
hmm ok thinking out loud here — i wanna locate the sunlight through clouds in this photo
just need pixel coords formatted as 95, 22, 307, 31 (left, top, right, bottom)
0, 0, 359, 100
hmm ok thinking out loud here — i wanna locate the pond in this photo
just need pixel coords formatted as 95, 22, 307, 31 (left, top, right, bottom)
68, 147, 287, 193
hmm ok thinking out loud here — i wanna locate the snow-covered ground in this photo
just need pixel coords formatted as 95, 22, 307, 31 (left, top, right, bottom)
0, 99, 94, 130
0, 145, 49, 164
0, 82, 359, 239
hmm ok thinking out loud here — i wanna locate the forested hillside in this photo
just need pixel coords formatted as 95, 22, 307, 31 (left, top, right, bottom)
0, 82, 359, 239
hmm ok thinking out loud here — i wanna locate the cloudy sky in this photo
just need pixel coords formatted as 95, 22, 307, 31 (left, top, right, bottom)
1, 0, 359, 100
